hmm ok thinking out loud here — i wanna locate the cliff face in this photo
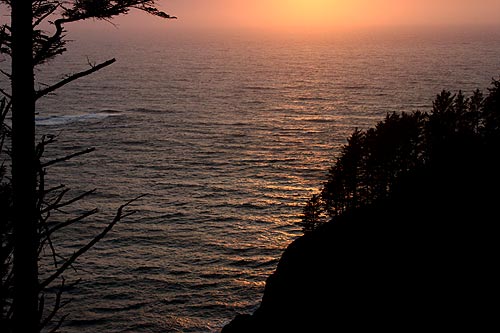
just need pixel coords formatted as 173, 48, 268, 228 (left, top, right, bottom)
222, 162, 498, 332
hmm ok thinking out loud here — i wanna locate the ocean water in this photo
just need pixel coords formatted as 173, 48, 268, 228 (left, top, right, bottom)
28, 28, 500, 332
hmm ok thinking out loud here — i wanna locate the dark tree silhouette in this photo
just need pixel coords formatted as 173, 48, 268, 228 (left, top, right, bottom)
322, 129, 364, 216
302, 77, 500, 230
0, 1, 176, 333
0, 97, 13, 331
300, 194, 324, 233
224, 77, 500, 333
483, 78, 500, 141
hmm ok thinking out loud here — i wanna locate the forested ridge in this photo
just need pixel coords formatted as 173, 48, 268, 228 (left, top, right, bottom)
223, 78, 500, 333
301, 78, 500, 232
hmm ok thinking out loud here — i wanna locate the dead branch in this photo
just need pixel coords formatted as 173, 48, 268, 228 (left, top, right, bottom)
35, 59, 116, 100
41, 147, 95, 168
41, 189, 96, 214
47, 314, 69, 333
0, 69, 11, 79
0, 132, 6, 154
43, 184, 65, 195
37, 159, 46, 213
0, 87, 11, 99
1, 98, 8, 115
41, 188, 70, 214
36, 135, 58, 160
41, 208, 98, 240
39, 278, 66, 331
40, 222, 59, 268
39, 195, 145, 290
0, 98, 10, 122
38, 293, 45, 324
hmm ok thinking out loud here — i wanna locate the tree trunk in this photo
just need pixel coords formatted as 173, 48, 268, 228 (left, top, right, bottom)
11, 1, 39, 332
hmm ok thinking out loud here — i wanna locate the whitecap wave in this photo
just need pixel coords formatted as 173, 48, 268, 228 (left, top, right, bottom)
36, 111, 121, 126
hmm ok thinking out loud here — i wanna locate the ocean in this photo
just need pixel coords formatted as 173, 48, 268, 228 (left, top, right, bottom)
27, 27, 500, 332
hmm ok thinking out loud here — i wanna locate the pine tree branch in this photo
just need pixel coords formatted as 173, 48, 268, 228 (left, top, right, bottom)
32, 1, 176, 65
35, 59, 116, 100
33, 3, 61, 28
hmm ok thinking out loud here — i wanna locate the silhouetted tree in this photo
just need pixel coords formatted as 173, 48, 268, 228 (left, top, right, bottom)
0, 97, 13, 331
0, 1, 176, 333
300, 194, 324, 233
302, 77, 500, 232
482, 77, 500, 142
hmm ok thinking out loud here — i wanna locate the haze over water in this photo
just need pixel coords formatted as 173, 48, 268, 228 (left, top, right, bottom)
32, 27, 500, 332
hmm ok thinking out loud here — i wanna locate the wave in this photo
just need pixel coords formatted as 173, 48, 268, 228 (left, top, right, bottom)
296, 96, 329, 101
343, 85, 369, 90
240, 85, 277, 91
36, 110, 122, 126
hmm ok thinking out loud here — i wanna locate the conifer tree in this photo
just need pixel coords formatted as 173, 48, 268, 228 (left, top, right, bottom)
302, 78, 500, 232
0, 1, 176, 332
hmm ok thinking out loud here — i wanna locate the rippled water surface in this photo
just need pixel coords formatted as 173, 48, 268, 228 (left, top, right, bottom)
25, 28, 500, 332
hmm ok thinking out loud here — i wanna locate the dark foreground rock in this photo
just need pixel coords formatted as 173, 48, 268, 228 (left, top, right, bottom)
222, 160, 498, 332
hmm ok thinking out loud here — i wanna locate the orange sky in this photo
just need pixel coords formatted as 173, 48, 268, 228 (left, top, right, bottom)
74, 0, 500, 35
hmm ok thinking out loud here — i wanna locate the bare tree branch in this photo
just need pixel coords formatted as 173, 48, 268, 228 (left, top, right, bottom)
40, 222, 59, 268
38, 293, 45, 324
35, 59, 116, 100
0, 87, 11, 99
41, 188, 69, 214
41, 147, 95, 168
0, 97, 11, 125
41, 208, 98, 240
3, 1, 174, 329
41, 189, 96, 214
47, 313, 68, 333
0, 69, 11, 79
39, 195, 145, 290
39, 278, 66, 331
43, 184, 65, 195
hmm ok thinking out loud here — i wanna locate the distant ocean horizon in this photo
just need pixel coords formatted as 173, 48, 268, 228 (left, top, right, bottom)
30, 27, 500, 332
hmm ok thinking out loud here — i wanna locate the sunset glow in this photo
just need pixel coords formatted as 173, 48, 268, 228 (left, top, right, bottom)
2, 0, 499, 331
166, 0, 500, 32
260, 0, 342, 28
74, 0, 500, 36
